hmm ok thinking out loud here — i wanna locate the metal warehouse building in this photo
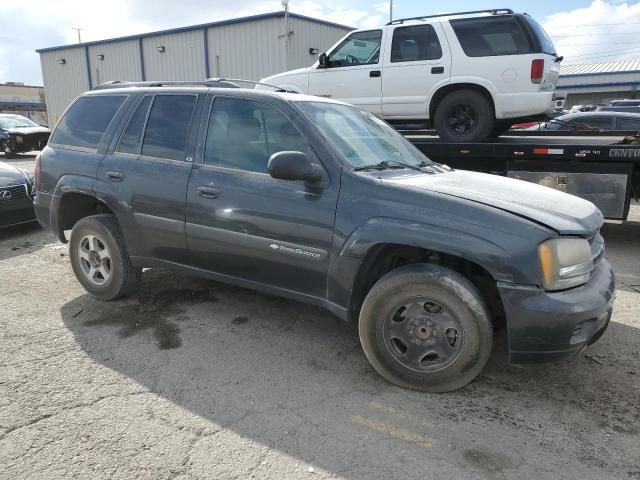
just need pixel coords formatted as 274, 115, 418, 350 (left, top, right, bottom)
36, 11, 352, 125
557, 59, 640, 108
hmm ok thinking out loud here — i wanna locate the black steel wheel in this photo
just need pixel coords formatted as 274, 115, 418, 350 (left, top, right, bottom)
434, 89, 494, 142
359, 263, 493, 392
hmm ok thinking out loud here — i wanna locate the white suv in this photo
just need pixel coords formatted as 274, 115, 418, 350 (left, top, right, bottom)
259, 9, 561, 142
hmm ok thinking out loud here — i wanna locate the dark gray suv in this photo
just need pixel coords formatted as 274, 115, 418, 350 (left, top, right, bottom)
34, 82, 614, 392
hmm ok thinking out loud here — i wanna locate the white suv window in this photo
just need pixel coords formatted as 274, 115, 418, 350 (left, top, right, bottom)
391, 25, 442, 62
328, 30, 382, 67
450, 16, 531, 57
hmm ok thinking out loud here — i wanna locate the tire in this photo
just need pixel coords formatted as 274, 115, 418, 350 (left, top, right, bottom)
3, 145, 16, 159
434, 89, 495, 142
69, 214, 141, 300
358, 263, 493, 392
488, 120, 512, 138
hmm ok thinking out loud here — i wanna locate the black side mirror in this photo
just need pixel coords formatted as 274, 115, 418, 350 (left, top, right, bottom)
318, 52, 328, 68
267, 151, 323, 182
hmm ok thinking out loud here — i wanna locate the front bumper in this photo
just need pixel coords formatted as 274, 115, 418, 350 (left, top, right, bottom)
0, 184, 36, 228
498, 259, 615, 364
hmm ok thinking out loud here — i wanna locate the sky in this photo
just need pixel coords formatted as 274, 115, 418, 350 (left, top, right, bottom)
2, 0, 640, 85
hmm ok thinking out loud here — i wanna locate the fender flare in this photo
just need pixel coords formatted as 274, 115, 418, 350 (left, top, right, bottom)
50, 174, 98, 242
327, 217, 511, 310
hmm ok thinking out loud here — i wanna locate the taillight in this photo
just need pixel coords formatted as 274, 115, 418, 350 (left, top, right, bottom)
531, 59, 544, 84
34, 153, 42, 191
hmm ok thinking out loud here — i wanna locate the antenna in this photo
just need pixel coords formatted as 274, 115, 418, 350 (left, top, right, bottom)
72, 27, 85, 43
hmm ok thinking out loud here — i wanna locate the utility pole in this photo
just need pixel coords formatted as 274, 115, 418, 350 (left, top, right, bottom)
281, 0, 290, 71
390, 0, 393, 22
72, 27, 85, 43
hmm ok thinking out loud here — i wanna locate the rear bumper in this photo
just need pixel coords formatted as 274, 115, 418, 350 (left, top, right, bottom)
494, 91, 554, 119
498, 259, 615, 364
33, 191, 54, 232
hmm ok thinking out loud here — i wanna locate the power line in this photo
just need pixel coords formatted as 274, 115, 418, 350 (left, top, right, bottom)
551, 32, 640, 37
563, 45, 640, 59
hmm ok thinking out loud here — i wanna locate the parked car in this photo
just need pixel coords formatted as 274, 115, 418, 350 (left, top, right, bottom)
511, 110, 566, 130
608, 99, 640, 107
0, 114, 51, 158
35, 83, 613, 392
527, 111, 640, 132
597, 106, 640, 115
0, 160, 36, 228
257, 9, 561, 142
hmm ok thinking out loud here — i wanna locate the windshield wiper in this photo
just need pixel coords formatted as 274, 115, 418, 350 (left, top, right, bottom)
354, 160, 428, 172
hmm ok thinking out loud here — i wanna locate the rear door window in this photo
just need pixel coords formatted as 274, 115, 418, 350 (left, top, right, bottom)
116, 96, 152, 155
50, 95, 126, 149
141, 94, 197, 161
450, 16, 531, 57
391, 25, 442, 62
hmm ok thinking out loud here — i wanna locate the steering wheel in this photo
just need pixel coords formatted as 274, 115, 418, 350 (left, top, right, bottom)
345, 54, 361, 65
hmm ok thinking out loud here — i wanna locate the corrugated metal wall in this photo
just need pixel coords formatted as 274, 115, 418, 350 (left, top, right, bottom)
39, 16, 351, 125
286, 17, 351, 73
40, 47, 89, 125
142, 30, 205, 81
207, 17, 284, 80
88, 39, 142, 86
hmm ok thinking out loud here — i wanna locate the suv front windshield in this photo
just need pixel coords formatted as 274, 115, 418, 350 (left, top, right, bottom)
296, 101, 432, 169
0, 116, 39, 129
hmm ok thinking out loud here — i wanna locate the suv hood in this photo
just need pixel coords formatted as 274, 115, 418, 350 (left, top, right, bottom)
383, 169, 603, 235
261, 67, 311, 83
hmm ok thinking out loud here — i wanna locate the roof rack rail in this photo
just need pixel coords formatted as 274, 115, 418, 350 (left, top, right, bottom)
386, 8, 514, 25
205, 78, 298, 93
92, 79, 240, 90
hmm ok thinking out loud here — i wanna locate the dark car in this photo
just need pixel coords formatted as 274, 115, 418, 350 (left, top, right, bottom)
34, 83, 614, 392
0, 114, 51, 158
0, 160, 36, 227
527, 111, 640, 132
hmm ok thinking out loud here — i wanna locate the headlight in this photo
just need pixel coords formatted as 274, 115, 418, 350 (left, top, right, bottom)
538, 238, 592, 290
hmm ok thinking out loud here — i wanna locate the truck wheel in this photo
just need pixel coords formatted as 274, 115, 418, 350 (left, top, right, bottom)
359, 263, 492, 392
69, 214, 141, 300
434, 90, 494, 142
3, 145, 16, 159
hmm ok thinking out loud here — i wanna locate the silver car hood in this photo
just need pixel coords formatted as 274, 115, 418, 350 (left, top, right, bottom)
383, 169, 603, 235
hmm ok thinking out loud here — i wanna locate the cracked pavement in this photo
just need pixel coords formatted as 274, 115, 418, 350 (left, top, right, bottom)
1, 159, 639, 479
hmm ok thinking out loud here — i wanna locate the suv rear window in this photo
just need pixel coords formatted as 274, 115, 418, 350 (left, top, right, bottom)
391, 25, 442, 62
50, 95, 126, 149
450, 16, 531, 57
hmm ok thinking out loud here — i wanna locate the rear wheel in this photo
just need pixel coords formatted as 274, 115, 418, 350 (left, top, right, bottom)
434, 89, 494, 142
69, 214, 141, 300
359, 264, 493, 392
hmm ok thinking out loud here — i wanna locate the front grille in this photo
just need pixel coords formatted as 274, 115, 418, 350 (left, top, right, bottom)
587, 230, 605, 271
0, 184, 29, 202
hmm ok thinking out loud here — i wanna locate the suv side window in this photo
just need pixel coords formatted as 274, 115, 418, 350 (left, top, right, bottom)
141, 94, 197, 161
204, 97, 308, 174
391, 25, 442, 62
116, 96, 152, 155
618, 117, 640, 130
50, 95, 126, 150
328, 30, 382, 67
450, 16, 531, 57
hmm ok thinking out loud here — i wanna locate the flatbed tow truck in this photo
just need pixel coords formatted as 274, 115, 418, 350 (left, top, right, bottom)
403, 130, 640, 220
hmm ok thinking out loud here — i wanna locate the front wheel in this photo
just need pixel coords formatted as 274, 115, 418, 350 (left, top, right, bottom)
434, 89, 495, 142
359, 264, 493, 392
69, 214, 141, 300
